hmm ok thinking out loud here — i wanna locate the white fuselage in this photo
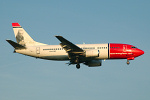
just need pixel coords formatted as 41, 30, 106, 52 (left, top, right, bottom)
15, 43, 109, 60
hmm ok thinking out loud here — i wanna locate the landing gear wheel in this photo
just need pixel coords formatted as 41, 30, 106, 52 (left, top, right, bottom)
127, 60, 130, 65
76, 64, 80, 69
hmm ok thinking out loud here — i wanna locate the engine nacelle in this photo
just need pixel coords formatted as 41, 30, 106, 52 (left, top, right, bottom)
84, 60, 102, 67
84, 50, 99, 57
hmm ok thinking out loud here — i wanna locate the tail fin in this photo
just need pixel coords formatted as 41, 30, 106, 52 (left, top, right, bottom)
12, 23, 46, 46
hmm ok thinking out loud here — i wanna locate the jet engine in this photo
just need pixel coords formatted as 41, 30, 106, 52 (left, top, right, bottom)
84, 60, 102, 67
84, 50, 99, 57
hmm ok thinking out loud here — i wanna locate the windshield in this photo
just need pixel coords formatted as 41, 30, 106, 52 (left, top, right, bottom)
131, 46, 137, 49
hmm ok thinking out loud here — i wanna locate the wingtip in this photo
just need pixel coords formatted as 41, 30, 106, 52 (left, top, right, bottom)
55, 35, 62, 37
6, 39, 10, 41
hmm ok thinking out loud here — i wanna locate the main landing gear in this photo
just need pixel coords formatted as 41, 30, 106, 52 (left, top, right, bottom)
126, 60, 130, 65
76, 64, 80, 69
75, 57, 80, 69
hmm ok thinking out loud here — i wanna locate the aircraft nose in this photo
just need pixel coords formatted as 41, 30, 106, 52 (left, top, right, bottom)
133, 49, 144, 57
140, 50, 144, 55
137, 49, 144, 56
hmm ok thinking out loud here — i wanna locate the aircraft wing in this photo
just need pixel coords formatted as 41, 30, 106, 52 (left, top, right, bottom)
55, 36, 84, 54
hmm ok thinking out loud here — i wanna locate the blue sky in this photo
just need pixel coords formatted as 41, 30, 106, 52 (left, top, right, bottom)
0, 0, 150, 100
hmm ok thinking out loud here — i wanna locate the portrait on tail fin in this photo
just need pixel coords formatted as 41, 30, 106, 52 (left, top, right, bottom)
16, 30, 25, 46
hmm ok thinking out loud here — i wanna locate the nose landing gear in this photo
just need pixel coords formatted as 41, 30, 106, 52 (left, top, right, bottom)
126, 57, 134, 65
126, 60, 130, 65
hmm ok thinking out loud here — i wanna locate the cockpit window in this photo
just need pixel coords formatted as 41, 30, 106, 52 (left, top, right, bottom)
131, 46, 137, 49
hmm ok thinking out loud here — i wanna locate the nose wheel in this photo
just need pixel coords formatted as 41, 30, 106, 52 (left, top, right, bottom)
127, 60, 130, 65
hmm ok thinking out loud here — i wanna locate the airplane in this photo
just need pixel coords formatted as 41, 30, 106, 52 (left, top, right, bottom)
6, 23, 144, 69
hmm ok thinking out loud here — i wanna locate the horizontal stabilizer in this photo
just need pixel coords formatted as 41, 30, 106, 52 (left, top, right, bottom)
6, 39, 26, 49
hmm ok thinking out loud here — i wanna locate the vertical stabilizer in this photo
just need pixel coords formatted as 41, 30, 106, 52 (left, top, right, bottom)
12, 23, 46, 46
